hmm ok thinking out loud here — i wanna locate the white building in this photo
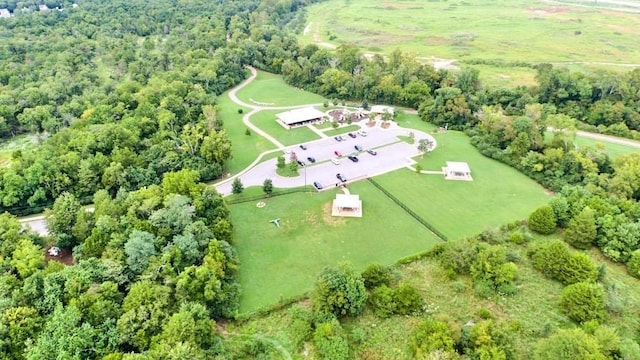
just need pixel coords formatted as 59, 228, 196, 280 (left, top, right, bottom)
276, 107, 325, 128
443, 161, 473, 181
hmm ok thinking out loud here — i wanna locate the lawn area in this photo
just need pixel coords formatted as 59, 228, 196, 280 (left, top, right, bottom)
231, 180, 441, 313
324, 124, 361, 137
235, 70, 326, 107
574, 136, 640, 159
250, 110, 321, 146
375, 131, 550, 240
394, 111, 438, 134
216, 95, 276, 174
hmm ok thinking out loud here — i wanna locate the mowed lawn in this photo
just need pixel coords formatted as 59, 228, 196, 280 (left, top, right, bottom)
250, 109, 321, 146
574, 136, 640, 159
235, 70, 326, 106
216, 95, 276, 174
375, 131, 551, 240
231, 181, 441, 312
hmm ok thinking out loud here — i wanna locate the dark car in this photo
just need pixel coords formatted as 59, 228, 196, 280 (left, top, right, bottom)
367, 149, 377, 156
348, 155, 359, 162
300, 144, 308, 150
334, 150, 342, 157
297, 160, 305, 167
313, 181, 323, 190
336, 173, 347, 182
334, 136, 343, 142
307, 156, 316, 163
348, 132, 357, 138
354, 145, 363, 151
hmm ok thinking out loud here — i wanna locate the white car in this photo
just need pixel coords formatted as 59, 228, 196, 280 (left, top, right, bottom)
357, 130, 367, 137
331, 157, 341, 165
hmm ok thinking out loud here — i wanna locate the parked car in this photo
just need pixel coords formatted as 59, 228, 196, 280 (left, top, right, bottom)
357, 130, 368, 137
297, 160, 305, 167
334, 136, 343, 142
336, 173, 347, 182
331, 158, 341, 165
313, 181, 323, 190
307, 156, 316, 163
299, 144, 308, 150
334, 150, 342, 157
354, 145, 363, 151
367, 149, 377, 156
348, 132, 357, 138
348, 155, 359, 162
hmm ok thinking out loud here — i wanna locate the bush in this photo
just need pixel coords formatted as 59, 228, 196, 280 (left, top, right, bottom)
436, 238, 480, 275
313, 319, 349, 360
287, 305, 313, 348
534, 328, 607, 360
368, 285, 396, 318
560, 282, 607, 323
563, 207, 597, 250
231, 178, 244, 194
509, 231, 525, 244
528, 205, 557, 234
471, 245, 518, 293
393, 284, 424, 316
238, 108, 243, 114
627, 250, 640, 278
530, 240, 597, 285
409, 319, 456, 358
361, 263, 391, 289
312, 262, 367, 317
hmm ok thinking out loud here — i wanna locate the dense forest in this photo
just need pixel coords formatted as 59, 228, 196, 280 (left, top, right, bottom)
1, 0, 640, 358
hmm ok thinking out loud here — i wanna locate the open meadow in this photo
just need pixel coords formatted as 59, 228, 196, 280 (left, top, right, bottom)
235, 70, 326, 106
0, 134, 38, 168
376, 131, 551, 240
303, 0, 640, 84
230, 181, 442, 313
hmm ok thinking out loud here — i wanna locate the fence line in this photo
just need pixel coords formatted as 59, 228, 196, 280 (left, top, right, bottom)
366, 178, 448, 241
227, 187, 309, 205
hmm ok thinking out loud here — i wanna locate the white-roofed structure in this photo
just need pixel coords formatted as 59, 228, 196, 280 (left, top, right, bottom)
443, 161, 473, 181
0, 8, 11, 18
332, 194, 362, 217
370, 105, 395, 117
276, 107, 325, 128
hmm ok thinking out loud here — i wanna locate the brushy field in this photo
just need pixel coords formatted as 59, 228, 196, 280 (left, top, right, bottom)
230, 181, 442, 313
375, 131, 551, 240
235, 70, 326, 106
0, 134, 39, 168
303, 0, 640, 76
224, 236, 640, 359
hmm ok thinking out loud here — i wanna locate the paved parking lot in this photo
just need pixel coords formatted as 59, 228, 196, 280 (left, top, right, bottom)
215, 126, 436, 195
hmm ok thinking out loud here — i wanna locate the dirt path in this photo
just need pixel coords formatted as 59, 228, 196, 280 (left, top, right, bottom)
575, 130, 640, 148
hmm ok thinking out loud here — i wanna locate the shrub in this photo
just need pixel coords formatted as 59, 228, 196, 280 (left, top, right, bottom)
627, 250, 640, 278
563, 207, 597, 250
409, 319, 456, 358
237, 108, 243, 114
509, 231, 525, 244
560, 282, 607, 323
436, 238, 480, 275
530, 240, 597, 285
393, 284, 424, 316
471, 245, 518, 293
534, 328, 607, 360
368, 285, 396, 318
548, 196, 571, 228
231, 178, 244, 194
312, 262, 367, 317
361, 263, 391, 289
313, 319, 349, 360
287, 305, 313, 348
528, 205, 557, 234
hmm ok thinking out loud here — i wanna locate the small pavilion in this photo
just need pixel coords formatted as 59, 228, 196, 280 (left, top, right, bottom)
332, 194, 362, 217
370, 105, 395, 117
443, 161, 473, 181
276, 107, 325, 128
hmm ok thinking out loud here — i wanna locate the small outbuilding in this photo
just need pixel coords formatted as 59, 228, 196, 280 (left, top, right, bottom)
443, 161, 473, 181
0, 8, 11, 18
332, 194, 362, 217
276, 107, 325, 128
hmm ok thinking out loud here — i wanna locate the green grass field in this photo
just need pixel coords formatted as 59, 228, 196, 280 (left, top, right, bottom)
231, 181, 441, 312
323, 124, 361, 137
250, 110, 321, 146
235, 71, 326, 106
545, 131, 640, 159
216, 95, 277, 174
375, 131, 550, 240
303, 0, 640, 81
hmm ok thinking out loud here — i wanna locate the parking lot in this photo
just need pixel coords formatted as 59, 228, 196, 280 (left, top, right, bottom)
215, 127, 436, 195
